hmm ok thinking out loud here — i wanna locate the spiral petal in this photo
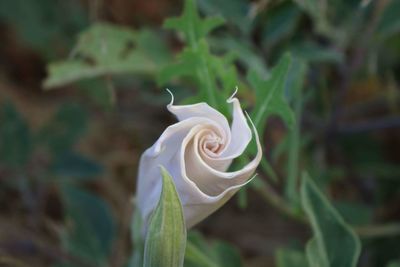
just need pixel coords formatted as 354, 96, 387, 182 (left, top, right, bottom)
136, 92, 262, 232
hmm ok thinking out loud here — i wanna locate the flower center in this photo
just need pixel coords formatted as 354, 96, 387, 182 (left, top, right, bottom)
199, 129, 224, 157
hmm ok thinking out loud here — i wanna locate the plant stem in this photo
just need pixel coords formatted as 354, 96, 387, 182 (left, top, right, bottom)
355, 223, 400, 239
285, 87, 302, 206
251, 177, 307, 224
187, 25, 217, 108
260, 157, 279, 183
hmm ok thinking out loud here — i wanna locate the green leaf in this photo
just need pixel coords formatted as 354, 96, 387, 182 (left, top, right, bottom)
0, 102, 32, 168
248, 53, 295, 131
387, 260, 400, 267
61, 186, 115, 266
289, 41, 344, 63
292, 0, 332, 38
334, 201, 372, 226
164, 0, 224, 46
158, 48, 200, 85
185, 241, 219, 267
77, 78, 114, 110
158, 40, 228, 112
212, 241, 242, 267
276, 248, 309, 267
301, 173, 361, 267
144, 166, 187, 267
185, 231, 243, 267
284, 56, 308, 206
136, 29, 173, 64
37, 103, 87, 154
44, 23, 163, 88
0, 0, 87, 57
305, 238, 326, 267
130, 208, 145, 267
198, 0, 251, 34
161, 0, 228, 109
209, 36, 268, 78
376, 0, 400, 39
262, 2, 302, 48
51, 151, 103, 181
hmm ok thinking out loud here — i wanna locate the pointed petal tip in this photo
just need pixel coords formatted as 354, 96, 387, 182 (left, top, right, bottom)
166, 88, 174, 106
227, 86, 239, 103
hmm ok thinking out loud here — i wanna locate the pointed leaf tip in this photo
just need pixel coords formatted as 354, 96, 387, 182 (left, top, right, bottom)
301, 173, 361, 267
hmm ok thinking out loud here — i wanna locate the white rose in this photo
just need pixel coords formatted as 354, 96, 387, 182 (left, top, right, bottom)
136, 90, 262, 231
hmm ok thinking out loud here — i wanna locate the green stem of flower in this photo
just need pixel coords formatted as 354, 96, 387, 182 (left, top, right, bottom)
285, 84, 302, 207
251, 177, 307, 224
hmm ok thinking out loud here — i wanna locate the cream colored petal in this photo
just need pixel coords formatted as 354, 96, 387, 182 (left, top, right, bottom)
179, 113, 262, 228
219, 94, 252, 159
136, 117, 211, 229
166, 94, 231, 147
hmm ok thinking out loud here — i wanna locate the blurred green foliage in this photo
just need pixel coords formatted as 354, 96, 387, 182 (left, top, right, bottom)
301, 174, 361, 267
185, 231, 243, 267
59, 185, 115, 267
0, 101, 111, 267
1, 0, 400, 266
276, 248, 308, 267
0, 102, 32, 167
44, 24, 171, 88
0, 0, 88, 58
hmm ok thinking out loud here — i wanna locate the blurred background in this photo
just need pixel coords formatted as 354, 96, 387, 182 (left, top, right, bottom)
0, 0, 399, 266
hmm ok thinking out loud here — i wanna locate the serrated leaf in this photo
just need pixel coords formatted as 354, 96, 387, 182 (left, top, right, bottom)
160, 0, 227, 110
301, 173, 361, 267
158, 40, 227, 112
44, 23, 161, 88
0, 102, 32, 168
164, 0, 224, 46
248, 53, 295, 131
61, 186, 115, 266
276, 248, 309, 267
158, 48, 200, 85
144, 166, 186, 267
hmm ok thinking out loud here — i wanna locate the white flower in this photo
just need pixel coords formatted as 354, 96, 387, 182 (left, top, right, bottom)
136, 90, 262, 230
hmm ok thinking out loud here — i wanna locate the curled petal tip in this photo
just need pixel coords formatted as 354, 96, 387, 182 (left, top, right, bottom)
166, 88, 174, 106
227, 86, 239, 103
